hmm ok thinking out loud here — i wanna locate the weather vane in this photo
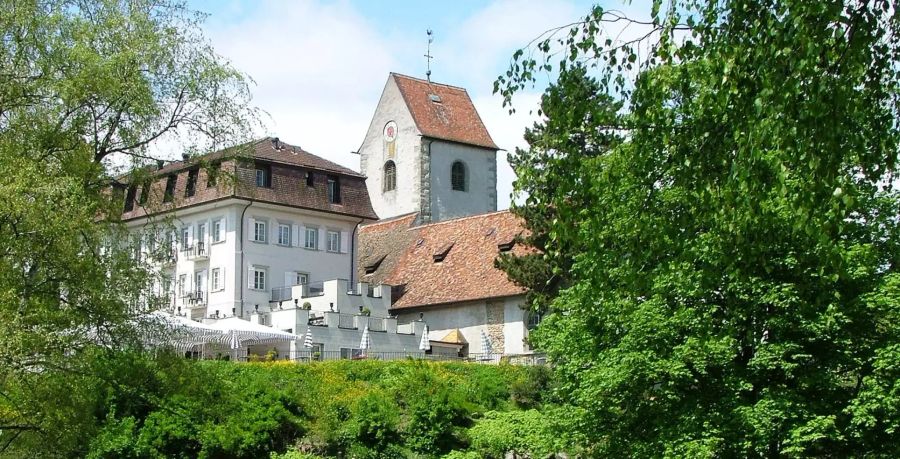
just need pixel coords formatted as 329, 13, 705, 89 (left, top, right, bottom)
425, 29, 433, 82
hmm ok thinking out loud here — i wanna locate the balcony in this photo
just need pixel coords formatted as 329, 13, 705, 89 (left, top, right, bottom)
180, 242, 208, 261
182, 290, 205, 306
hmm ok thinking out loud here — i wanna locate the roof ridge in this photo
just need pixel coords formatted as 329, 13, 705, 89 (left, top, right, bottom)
408, 209, 513, 230
390, 72, 468, 92
361, 211, 419, 229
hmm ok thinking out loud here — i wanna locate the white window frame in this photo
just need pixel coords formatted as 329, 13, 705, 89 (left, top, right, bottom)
180, 227, 190, 248
253, 220, 267, 243
250, 266, 267, 291
211, 267, 223, 291
304, 226, 318, 250
212, 218, 225, 243
293, 271, 309, 286
277, 223, 291, 246
178, 274, 187, 297
327, 230, 340, 253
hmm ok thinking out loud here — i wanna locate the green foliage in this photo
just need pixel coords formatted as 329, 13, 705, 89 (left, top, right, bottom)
467, 409, 575, 458
498, 0, 900, 456
0, 0, 256, 455
0, 355, 548, 457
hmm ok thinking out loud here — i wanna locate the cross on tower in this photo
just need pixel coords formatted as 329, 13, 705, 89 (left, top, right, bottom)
425, 29, 433, 82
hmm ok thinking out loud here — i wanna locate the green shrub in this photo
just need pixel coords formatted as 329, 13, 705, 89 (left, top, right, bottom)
468, 409, 573, 458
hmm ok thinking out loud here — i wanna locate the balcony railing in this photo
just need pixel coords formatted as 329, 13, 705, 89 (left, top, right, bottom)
182, 290, 205, 305
367, 317, 386, 332
338, 313, 356, 329
180, 242, 208, 260
271, 286, 292, 303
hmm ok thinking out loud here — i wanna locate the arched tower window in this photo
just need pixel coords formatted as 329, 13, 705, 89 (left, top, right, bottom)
451, 161, 466, 191
383, 160, 396, 192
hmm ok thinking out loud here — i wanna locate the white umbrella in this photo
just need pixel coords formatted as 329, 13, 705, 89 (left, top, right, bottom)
303, 327, 314, 349
480, 329, 493, 360
418, 323, 431, 351
359, 324, 371, 357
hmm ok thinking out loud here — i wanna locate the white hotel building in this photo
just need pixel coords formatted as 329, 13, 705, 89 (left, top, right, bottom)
121, 137, 379, 322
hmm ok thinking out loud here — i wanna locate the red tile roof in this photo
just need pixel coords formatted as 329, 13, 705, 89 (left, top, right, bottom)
359, 210, 527, 310
391, 73, 499, 150
119, 137, 377, 221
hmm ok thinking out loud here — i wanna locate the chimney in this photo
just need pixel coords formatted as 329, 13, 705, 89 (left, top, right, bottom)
272, 137, 281, 150
156, 160, 165, 170
181, 152, 190, 161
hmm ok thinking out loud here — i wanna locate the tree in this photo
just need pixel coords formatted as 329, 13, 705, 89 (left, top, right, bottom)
498, 0, 900, 456
0, 0, 256, 453
495, 67, 623, 322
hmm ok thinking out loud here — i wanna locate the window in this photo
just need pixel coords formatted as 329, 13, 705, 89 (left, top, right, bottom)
185, 168, 198, 197
250, 267, 266, 290
207, 161, 220, 187
178, 274, 187, 297
383, 160, 396, 191
253, 220, 267, 243
305, 171, 314, 187
305, 227, 318, 249
124, 185, 137, 212
211, 268, 222, 291
327, 175, 341, 204
194, 271, 204, 296
293, 272, 309, 286
163, 175, 177, 202
181, 227, 190, 248
212, 218, 224, 243
527, 310, 543, 330
255, 164, 271, 187
196, 223, 207, 253
277, 224, 291, 246
451, 161, 466, 191
138, 181, 150, 205
327, 230, 340, 253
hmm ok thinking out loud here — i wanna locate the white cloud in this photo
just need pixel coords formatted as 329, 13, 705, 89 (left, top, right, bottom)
196, 0, 595, 210
204, 0, 397, 170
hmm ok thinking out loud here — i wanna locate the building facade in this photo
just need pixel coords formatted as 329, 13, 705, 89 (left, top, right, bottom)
358, 73, 500, 223
122, 137, 378, 320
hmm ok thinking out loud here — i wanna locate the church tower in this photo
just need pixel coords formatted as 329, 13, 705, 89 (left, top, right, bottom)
358, 73, 499, 223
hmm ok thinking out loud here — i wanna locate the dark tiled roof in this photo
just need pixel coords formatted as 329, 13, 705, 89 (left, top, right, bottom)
391, 73, 499, 150
119, 137, 377, 221
358, 210, 527, 311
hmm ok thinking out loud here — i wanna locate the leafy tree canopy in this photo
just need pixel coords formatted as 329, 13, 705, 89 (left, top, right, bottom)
498, 0, 900, 456
0, 0, 256, 452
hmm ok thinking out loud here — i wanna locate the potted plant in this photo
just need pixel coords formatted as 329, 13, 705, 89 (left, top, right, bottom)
360, 307, 371, 316
303, 301, 312, 310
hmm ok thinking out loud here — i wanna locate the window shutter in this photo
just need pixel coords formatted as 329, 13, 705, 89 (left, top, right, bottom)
299, 225, 307, 247
186, 225, 193, 246
247, 267, 255, 289
284, 271, 294, 287
220, 267, 225, 291
340, 231, 349, 254
248, 218, 256, 242
292, 224, 300, 247
318, 227, 326, 251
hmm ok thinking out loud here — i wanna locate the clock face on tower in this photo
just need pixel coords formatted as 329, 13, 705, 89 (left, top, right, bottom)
383, 121, 397, 143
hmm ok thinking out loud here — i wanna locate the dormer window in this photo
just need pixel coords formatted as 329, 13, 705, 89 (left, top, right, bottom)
364, 255, 387, 275
163, 175, 177, 203
327, 175, 341, 204
123, 185, 137, 212
451, 161, 466, 191
433, 242, 454, 263
185, 168, 199, 197
498, 240, 515, 252
255, 164, 271, 188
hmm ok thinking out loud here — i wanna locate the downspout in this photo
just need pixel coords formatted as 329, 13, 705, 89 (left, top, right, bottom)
238, 200, 253, 317
350, 218, 364, 286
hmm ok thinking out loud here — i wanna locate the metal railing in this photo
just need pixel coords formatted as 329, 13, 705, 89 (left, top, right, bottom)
226, 351, 548, 365
180, 242, 207, 260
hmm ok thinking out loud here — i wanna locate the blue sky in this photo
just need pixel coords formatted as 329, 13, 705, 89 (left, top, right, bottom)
183, 0, 649, 209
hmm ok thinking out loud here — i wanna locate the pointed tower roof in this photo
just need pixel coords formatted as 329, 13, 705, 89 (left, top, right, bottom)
390, 73, 499, 150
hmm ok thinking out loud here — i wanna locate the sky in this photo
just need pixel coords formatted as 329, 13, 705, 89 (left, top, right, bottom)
182, 0, 646, 209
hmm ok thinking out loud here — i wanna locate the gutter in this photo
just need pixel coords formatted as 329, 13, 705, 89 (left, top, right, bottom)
350, 218, 364, 285
238, 200, 253, 317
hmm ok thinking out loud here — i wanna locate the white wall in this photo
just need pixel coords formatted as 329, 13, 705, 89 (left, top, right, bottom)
429, 140, 497, 222
394, 295, 529, 355
358, 77, 422, 220
130, 198, 361, 320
